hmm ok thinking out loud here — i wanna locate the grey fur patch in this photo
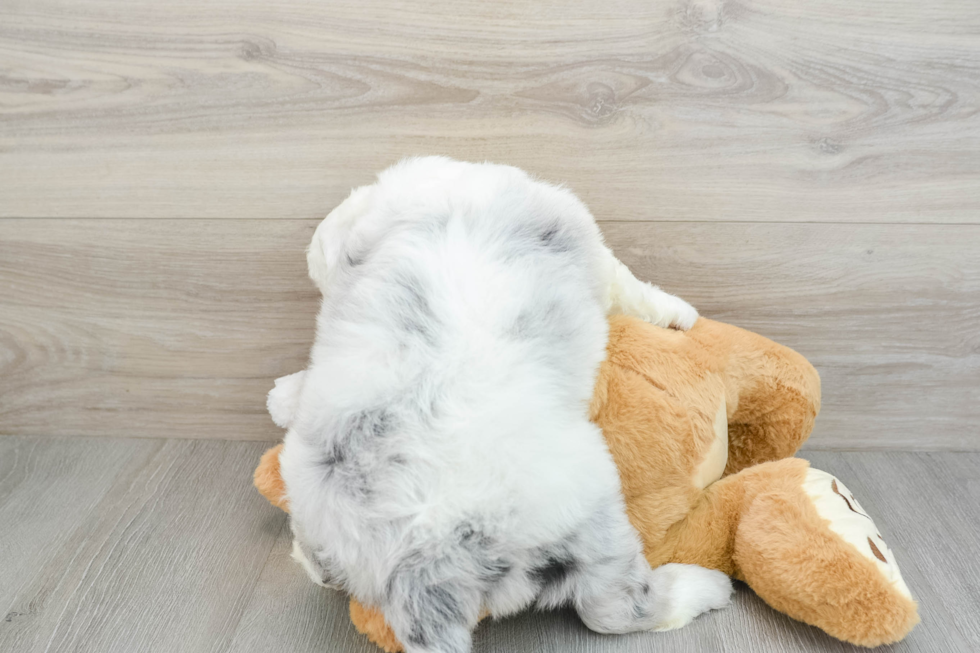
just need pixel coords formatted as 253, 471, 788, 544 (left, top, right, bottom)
530, 554, 578, 587
538, 223, 573, 253
316, 408, 393, 498
386, 550, 473, 652
392, 273, 438, 345
408, 585, 463, 642
321, 409, 392, 466
455, 521, 512, 584
345, 252, 364, 267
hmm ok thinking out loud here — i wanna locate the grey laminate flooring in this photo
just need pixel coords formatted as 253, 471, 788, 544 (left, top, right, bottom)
1, 437, 977, 652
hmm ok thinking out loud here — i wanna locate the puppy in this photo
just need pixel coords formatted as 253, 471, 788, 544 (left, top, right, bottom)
278, 157, 730, 653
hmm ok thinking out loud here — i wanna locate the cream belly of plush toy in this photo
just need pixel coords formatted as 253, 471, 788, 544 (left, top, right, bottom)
256, 315, 918, 649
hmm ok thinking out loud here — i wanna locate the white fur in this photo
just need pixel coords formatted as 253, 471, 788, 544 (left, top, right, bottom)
277, 157, 725, 653
268, 371, 306, 429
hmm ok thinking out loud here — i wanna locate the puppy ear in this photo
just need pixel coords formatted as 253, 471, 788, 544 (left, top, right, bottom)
306, 218, 336, 295
307, 185, 375, 294
254, 443, 289, 512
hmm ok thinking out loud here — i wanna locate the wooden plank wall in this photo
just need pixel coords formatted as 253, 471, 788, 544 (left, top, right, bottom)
1, 0, 978, 448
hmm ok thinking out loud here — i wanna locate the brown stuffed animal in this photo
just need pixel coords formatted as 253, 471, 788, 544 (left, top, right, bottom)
256, 316, 918, 650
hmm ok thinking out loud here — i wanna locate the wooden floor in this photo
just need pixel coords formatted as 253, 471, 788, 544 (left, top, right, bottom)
0, 436, 976, 653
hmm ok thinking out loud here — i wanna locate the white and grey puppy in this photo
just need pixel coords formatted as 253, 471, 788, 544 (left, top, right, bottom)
274, 157, 731, 653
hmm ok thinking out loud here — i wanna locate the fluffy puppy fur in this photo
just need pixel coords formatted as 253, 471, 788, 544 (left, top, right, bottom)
279, 157, 730, 653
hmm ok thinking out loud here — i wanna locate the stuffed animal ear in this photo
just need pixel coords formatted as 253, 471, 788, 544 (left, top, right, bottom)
254, 443, 290, 512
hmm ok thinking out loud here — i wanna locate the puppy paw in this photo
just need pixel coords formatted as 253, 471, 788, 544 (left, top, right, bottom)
665, 299, 699, 331
267, 371, 306, 429
651, 564, 732, 631
643, 293, 697, 331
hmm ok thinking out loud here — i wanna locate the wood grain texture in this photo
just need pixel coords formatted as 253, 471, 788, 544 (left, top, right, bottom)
0, 219, 318, 441
1, 0, 979, 221
0, 437, 282, 653
603, 221, 980, 450
2, 219, 977, 448
2, 440, 977, 651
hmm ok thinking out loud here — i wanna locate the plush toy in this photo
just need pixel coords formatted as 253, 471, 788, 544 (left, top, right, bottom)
256, 315, 918, 649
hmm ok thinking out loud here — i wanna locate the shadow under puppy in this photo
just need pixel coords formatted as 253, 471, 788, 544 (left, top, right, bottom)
276, 157, 731, 653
